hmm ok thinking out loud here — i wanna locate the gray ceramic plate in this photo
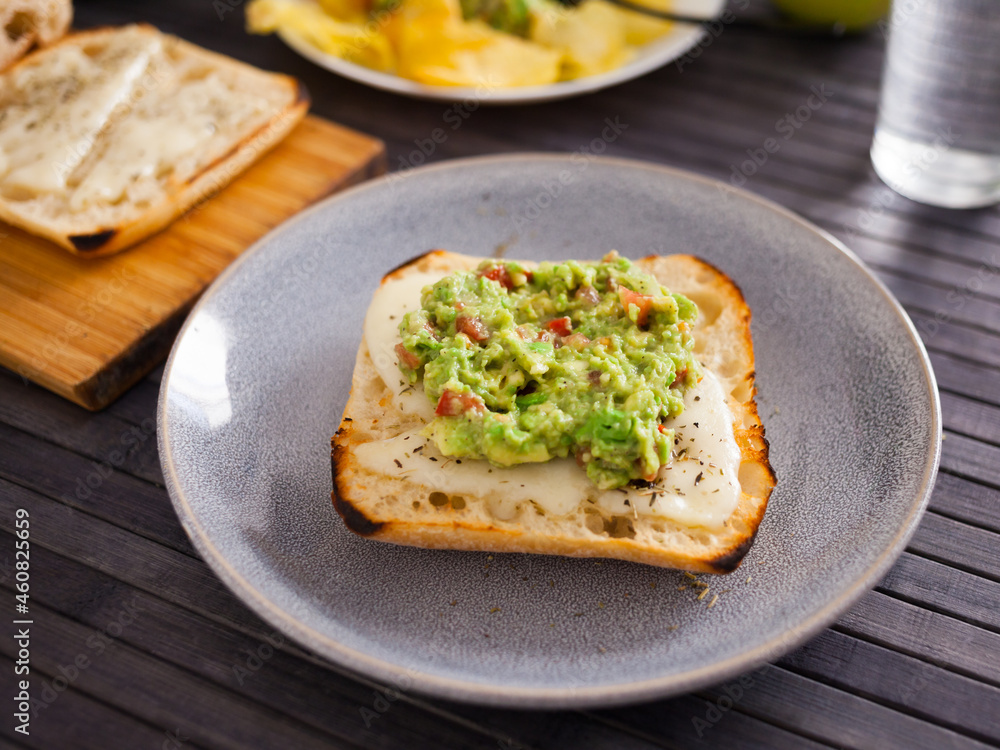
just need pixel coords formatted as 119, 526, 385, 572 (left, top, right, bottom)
158, 155, 941, 708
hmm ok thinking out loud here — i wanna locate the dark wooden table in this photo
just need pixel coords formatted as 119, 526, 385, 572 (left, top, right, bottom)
3, 1, 1000, 748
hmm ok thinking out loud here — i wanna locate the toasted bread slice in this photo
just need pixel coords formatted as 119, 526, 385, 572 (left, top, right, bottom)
332, 251, 775, 573
0, 24, 308, 256
0, 0, 72, 72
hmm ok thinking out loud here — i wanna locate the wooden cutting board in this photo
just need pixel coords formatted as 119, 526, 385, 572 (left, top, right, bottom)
0, 115, 386, 410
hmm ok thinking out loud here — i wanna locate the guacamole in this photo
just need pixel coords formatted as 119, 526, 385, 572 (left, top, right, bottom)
396, 252, 701, 489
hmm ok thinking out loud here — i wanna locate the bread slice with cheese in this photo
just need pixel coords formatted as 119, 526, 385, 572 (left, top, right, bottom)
0, 23, 308, 256
331, 251, 775, 573
0, 0, 72, 72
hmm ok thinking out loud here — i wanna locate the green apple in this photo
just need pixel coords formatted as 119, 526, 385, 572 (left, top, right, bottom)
771, 0, 890, 31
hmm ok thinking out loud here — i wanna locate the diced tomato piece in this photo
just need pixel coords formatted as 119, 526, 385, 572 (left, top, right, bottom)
618, 285, 653, 327
670, 367, 688, 388
395, 343, 421, 370
435, 390, 486, 416
636, 457, 658, 482
574, 285, 600, 307
456, 315, 490, 342
545, 316, 573, 336
478, 264, 513, 290
563, 333, 591, 350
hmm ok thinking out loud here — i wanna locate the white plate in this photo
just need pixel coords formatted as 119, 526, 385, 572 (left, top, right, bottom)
277, 0, 724, 104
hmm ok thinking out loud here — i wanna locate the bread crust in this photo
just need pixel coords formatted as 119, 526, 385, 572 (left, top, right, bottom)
0, 24, 310, 256
0, 0, 71, 72
331, 251, 775, 573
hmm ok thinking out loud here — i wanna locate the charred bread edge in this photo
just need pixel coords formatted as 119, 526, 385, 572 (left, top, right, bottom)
332, 249, 452, 536
643, 253, 776, 572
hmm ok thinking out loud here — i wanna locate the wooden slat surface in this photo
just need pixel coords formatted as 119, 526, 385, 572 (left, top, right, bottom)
0, 116, 385, 411
2, 0, 999, 747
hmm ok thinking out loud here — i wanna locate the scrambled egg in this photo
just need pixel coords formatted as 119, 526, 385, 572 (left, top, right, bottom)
246, 0, 675, 87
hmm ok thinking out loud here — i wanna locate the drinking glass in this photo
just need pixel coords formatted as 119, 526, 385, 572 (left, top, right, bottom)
870, 0, 1000, 208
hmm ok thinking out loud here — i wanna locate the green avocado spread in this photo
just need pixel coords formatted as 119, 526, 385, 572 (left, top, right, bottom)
396, 252, 701, 489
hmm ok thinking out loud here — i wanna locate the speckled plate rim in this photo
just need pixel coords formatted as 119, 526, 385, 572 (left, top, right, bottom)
158, 154, 942, 708
274, 10, 718, 106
